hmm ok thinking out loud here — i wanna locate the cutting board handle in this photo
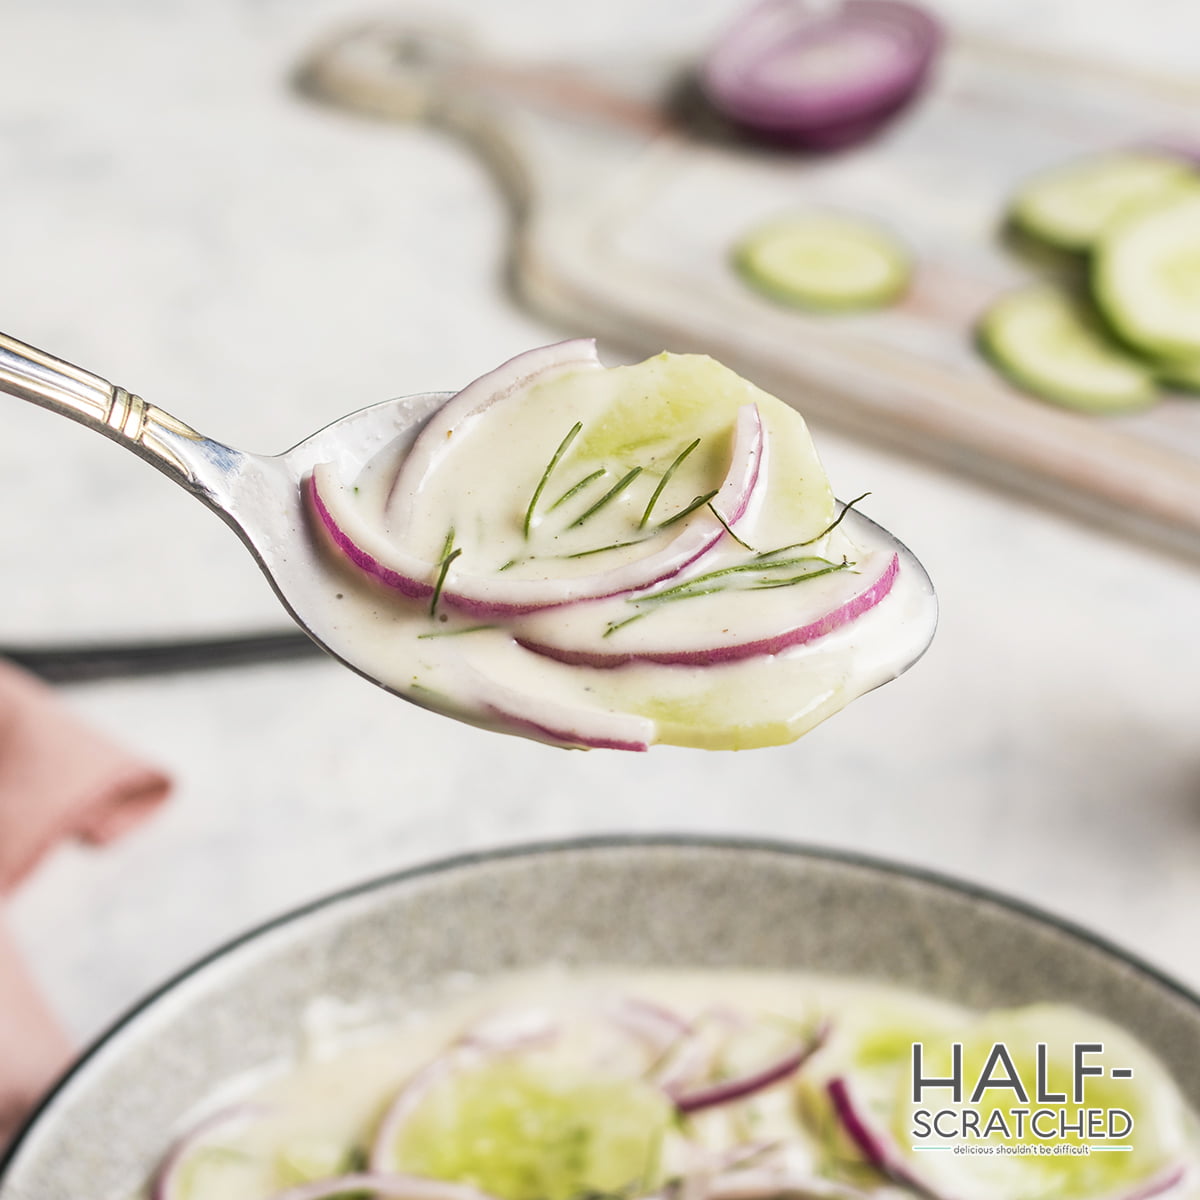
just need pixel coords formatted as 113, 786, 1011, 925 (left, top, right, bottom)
295, 18, 669, 228
295, 18, 483, 124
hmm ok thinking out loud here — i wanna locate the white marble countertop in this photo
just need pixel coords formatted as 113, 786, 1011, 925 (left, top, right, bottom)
4, 0, 1200, 1049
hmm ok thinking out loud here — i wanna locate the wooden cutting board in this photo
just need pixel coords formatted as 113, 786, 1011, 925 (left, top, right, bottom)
300, 17, 1200, 561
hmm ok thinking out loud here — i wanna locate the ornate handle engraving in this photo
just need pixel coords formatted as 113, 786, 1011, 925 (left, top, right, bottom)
0, 331, 209, 488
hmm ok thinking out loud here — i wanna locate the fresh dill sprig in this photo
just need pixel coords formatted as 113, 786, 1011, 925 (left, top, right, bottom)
605, 586, 727, 636
707, 501, 754, 551
562, 538, 651, 559
642, 584, 726, 605
756, 492, 872, 559
418, 624, 496, 639
548, 467, 606, 512
604, 555, 852, 633
657, 488, 719, 530
802, 491, 870, 546
603, 613, 648, 638
524, 421, 582, 538
647, 555, 838, 599
639, 438, 700, 528
749, 558, 853, 589
570, 466, 643, 528
429, 541, 461, 617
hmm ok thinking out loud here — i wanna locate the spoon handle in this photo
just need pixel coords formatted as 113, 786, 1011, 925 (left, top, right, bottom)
0, 330, 231, 494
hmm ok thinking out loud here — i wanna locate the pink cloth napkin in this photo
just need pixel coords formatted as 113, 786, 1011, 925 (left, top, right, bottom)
0, 659, 170, 1147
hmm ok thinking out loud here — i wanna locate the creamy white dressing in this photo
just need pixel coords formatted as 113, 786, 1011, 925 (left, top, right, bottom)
142, 967, 1200, 1200
139, 968, 960, 1200
306, 347, 937, 750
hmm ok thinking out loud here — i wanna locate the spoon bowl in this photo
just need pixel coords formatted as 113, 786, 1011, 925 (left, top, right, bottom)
0, 330, 936, 741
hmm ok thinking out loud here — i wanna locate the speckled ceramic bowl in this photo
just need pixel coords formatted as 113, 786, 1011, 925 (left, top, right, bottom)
4, 837, 1200, 1199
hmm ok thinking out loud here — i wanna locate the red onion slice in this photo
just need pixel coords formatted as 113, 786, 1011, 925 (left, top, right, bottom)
1114, 1165, 1192, 1200
385, 339, 604, 533
701, 0, 942, 147
370, 1011, 558, 1172
150, 1103, 266, 1200
670, 1028, 826, 1114
307, 400, 764, 619
826, 1076, 929, 1194
607, 995, 694, 1055
265, 1173, 504, 1200
652, 1007, 750, 1094
515, 551, 899, 669
471, 669, 655, 752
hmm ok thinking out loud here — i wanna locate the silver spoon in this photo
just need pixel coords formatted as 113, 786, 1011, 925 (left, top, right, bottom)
2, 330, 937, 731
0, 329, 450, 687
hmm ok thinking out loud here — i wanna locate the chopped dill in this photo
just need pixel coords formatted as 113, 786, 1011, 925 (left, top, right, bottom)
657, 489, 719, 529
562, 538, 651, 559
757, 493, 871, 558
604, 586, 726, 635
749, 558, 853, 589
603, 613, 648, 637
707, 501, 754, 551
569, 466, 643, 527
639, 437, 700, 528
603, 554, 854, 631
497, 558, 519, 572
548, 467, 606, 512
642, 585, 726, 605
803, 491, 871, 545
429, 542, 461, 617
648, 555, 838, 599
524, 421, 582, 538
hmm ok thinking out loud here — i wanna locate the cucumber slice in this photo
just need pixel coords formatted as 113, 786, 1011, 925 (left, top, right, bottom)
1096, 189, 1200, 359
1158, 355, 1200, 393
394, 1058, 671, 1200
276, 1137, 360, 1186
733, 213, 910, 311
978, 284, 1158, 413
1009, 152, 1194, 252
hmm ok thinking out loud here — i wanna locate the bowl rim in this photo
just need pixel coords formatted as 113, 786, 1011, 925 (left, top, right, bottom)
4, 832, 1199, 1178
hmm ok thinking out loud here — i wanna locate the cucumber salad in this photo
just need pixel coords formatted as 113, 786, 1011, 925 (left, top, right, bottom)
306, 342, 935, 751
142, 969, 1199, 1200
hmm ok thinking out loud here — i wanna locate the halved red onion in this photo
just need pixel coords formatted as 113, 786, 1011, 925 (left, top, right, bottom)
516, 552, 899, 669
308, 402, 764, 620
150, 1103, 266, 1200
266, 1173, 504, 1200
670, 1027, 827, 1114
700, 0, 942, 148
